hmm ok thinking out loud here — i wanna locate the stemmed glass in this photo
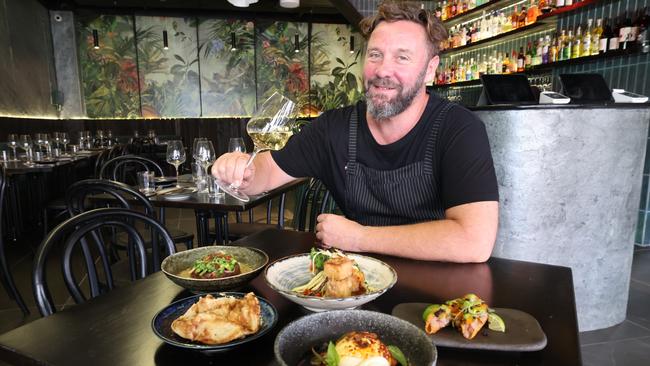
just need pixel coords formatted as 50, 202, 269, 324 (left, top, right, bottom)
60, 133, 69, 154
194, 140, 215, 192
217, 92, 297, 202
7, 134, 18, 161
19, 135, 33, 163
166, 140, 186, 188
228, 137, 247, 153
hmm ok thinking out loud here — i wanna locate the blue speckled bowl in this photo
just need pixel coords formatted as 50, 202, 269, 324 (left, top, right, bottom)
274, 309, 436, 366
161, 246, 268, 292
152, 292, 277, 352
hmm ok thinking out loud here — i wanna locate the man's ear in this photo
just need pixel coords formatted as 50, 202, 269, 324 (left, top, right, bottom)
426, 55, 440, 84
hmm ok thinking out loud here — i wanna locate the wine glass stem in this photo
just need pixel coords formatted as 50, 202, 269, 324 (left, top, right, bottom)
229, 150, 259, 190
175, 166, 180, 188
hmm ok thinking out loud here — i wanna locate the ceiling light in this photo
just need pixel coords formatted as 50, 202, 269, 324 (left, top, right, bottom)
349, 36, 355, 54
163, 30, 169, 50
280, 0, 299, 8
294, 34, 299, 53
92, 29, 100, 49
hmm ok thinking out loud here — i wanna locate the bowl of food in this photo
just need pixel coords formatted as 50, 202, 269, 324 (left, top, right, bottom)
274, 309, 436, 366
264, 248, 397, 312
161, 246, 268, 292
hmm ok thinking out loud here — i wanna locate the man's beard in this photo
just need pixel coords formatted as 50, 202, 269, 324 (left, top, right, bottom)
365, 66, 427, 120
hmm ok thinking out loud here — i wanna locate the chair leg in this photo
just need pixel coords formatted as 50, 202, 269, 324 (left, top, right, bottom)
0, 245, 30, 316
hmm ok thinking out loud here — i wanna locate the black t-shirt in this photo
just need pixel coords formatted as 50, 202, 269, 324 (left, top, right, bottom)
272, 94, 499, 216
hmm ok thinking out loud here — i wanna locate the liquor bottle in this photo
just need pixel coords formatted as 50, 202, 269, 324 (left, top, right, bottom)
638, 7, 650, 53
539, 0, 552, 14
533, 38, 543, 65
572, 26, 582, 58
471, 57, 479, 80
610, 15, 621, 51
517, 46, 525, 72
564, 29, 573, 60
619, 11, 632, 51
542, 35, 550, 63
510, 49, 518, 73
525, 41, 533, 69
582, 19, 592, 57
479, 54, 487, 76
511, 5, 519, 30
466, 59, 473, 81
518, 6, 527, 28
550, 34, 558, 62
502, 52, 510, 73
565, 0, 573, 6
600, 18, 611, 53
527, 0, 539, 25
591, 18, 603, 55
556, 0, 566, 8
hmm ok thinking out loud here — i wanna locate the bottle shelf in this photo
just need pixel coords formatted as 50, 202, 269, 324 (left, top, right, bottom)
441, 0, 603, 55
443, 0, 518, 28
431, 49, 638, 89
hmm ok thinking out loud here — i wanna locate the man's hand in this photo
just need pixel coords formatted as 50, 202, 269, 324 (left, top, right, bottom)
212, 152, 255, 190
315, 213, 366, 252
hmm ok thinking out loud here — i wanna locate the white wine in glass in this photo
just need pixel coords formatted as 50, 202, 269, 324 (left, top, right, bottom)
218, 92, 297, 202
166, 140, 186, 188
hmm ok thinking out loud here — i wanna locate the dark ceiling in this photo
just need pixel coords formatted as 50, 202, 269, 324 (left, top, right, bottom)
38, 0, 361, 24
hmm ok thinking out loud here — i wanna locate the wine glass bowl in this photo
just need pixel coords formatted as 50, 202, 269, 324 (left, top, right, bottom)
7, 134, 18, 161
166, 140, 186, 188
218, 92, 297, 202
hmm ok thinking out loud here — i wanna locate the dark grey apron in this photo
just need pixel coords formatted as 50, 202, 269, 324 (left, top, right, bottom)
344, 101, 454, 226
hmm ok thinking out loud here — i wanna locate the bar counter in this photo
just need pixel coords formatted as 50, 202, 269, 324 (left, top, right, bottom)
472, 103, 650, 331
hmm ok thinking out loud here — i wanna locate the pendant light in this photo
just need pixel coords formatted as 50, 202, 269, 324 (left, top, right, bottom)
92, 29, 100, 49
163, 30, 169, 50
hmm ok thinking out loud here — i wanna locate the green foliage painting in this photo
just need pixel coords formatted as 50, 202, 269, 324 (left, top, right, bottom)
77, 15, 141, 118
256, 21, 310, 116
310, 24, 364, 116
198, 19, 255, 117
135, 16, 200, 118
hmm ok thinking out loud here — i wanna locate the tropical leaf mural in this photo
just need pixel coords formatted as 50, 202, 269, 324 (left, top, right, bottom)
135, 16, 200, 118
198, 19, 255, 117
255, 21, 310, 116
310, 24, 364, 116
77, 15, 141, 118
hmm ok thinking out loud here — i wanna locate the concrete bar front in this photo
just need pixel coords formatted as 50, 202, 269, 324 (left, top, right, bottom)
474, 105, 650, 331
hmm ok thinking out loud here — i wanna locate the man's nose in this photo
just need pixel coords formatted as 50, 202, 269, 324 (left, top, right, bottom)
373, 59, 394, 78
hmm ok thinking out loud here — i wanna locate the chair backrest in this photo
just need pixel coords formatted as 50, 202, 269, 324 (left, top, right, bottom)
65, 179, 155, 217
99, 155, 164, 185
294, 179, 337, 232
236, 193, 287, 228
93, 149, 112, 178
33, 207, 176, 317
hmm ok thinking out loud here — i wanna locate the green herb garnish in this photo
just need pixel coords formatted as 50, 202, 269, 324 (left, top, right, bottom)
388, 345, 408, 366
325, 341, 339, 366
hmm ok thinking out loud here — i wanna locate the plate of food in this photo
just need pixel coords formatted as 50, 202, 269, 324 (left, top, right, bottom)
392, 294, 547, 351
264, 248, 397, 312
274, 309, 436, 366
152, 292, 277, 352
161, 246, 269, 292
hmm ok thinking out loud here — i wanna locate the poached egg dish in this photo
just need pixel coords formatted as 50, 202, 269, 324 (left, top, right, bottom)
335, 331, 396, 366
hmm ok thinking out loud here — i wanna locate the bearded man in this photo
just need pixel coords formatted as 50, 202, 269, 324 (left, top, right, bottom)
213, 0, 499, 262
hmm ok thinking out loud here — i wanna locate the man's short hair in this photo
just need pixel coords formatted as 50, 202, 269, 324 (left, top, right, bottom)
359, 0, 448, 58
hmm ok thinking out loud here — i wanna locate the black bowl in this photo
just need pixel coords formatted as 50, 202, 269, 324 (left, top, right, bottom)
274, 309, 436, 366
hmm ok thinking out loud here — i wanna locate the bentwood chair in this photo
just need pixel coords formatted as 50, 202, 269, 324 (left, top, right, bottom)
66, 179, 193, 275
293, 178, 337, 232
0, 165, 29, 315
99, 155, 165, 186
33, 208, 176, 317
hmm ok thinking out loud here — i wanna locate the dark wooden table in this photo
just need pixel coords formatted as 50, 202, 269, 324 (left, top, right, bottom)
148, 178, 308, 245
0, 229, 581, 366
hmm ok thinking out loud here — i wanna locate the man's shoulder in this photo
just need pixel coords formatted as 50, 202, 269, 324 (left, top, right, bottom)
316, 102, 360, 125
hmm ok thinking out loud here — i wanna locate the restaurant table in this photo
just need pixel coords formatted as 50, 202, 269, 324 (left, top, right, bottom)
147, 178, 308, 245
0, 229, 581, 366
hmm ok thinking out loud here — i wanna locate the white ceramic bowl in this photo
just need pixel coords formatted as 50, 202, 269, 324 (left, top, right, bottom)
264, 253, 397, 312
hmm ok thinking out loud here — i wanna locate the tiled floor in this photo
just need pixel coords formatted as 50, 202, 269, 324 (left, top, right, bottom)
2, 212, 650, 365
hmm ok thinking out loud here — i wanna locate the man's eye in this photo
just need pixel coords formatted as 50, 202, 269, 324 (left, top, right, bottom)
397, 55, 410, 62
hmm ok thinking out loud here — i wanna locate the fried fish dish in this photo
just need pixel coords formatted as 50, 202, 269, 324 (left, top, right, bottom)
423, 293, 504, 340
171, 292, 261, 345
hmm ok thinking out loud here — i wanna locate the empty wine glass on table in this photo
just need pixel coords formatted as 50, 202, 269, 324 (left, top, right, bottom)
166, 140, 186, 188
19, 135, 33, 163
7, 134, 18, 161
194, 140, 215, 193
60, 132, 69, 154
217, 92, 297, 202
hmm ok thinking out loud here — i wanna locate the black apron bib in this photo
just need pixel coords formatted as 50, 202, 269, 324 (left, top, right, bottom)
344, 101, 453, 226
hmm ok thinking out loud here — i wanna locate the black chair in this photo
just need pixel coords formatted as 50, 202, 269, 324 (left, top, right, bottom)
66, 179, 193, 268
0, 165, 29, 315
212, 193, 289, 243
99, 155, 165, 185
33, 207, 176, 317
293, 179, 337, 232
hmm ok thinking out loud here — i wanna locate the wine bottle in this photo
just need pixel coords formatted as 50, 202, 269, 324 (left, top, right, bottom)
610, 15, 621, 51
600, 18, 610, 53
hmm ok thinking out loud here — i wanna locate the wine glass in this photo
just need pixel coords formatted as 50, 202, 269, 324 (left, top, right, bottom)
60, 132, 69, 154
218, 92, 297, 202
19, 135, 33, 162
7, 134, 18, 161
228, 137, 247, 153
194, 140, 215, 192
166, 140, 186, 188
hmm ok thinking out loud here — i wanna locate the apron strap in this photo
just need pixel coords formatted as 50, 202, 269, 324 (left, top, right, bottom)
346, 106, 359, 175
423, 101, 454, 175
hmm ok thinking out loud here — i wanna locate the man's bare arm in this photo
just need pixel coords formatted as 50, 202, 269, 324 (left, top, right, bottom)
315, 201, 498, 263
212, 151, 294, 195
